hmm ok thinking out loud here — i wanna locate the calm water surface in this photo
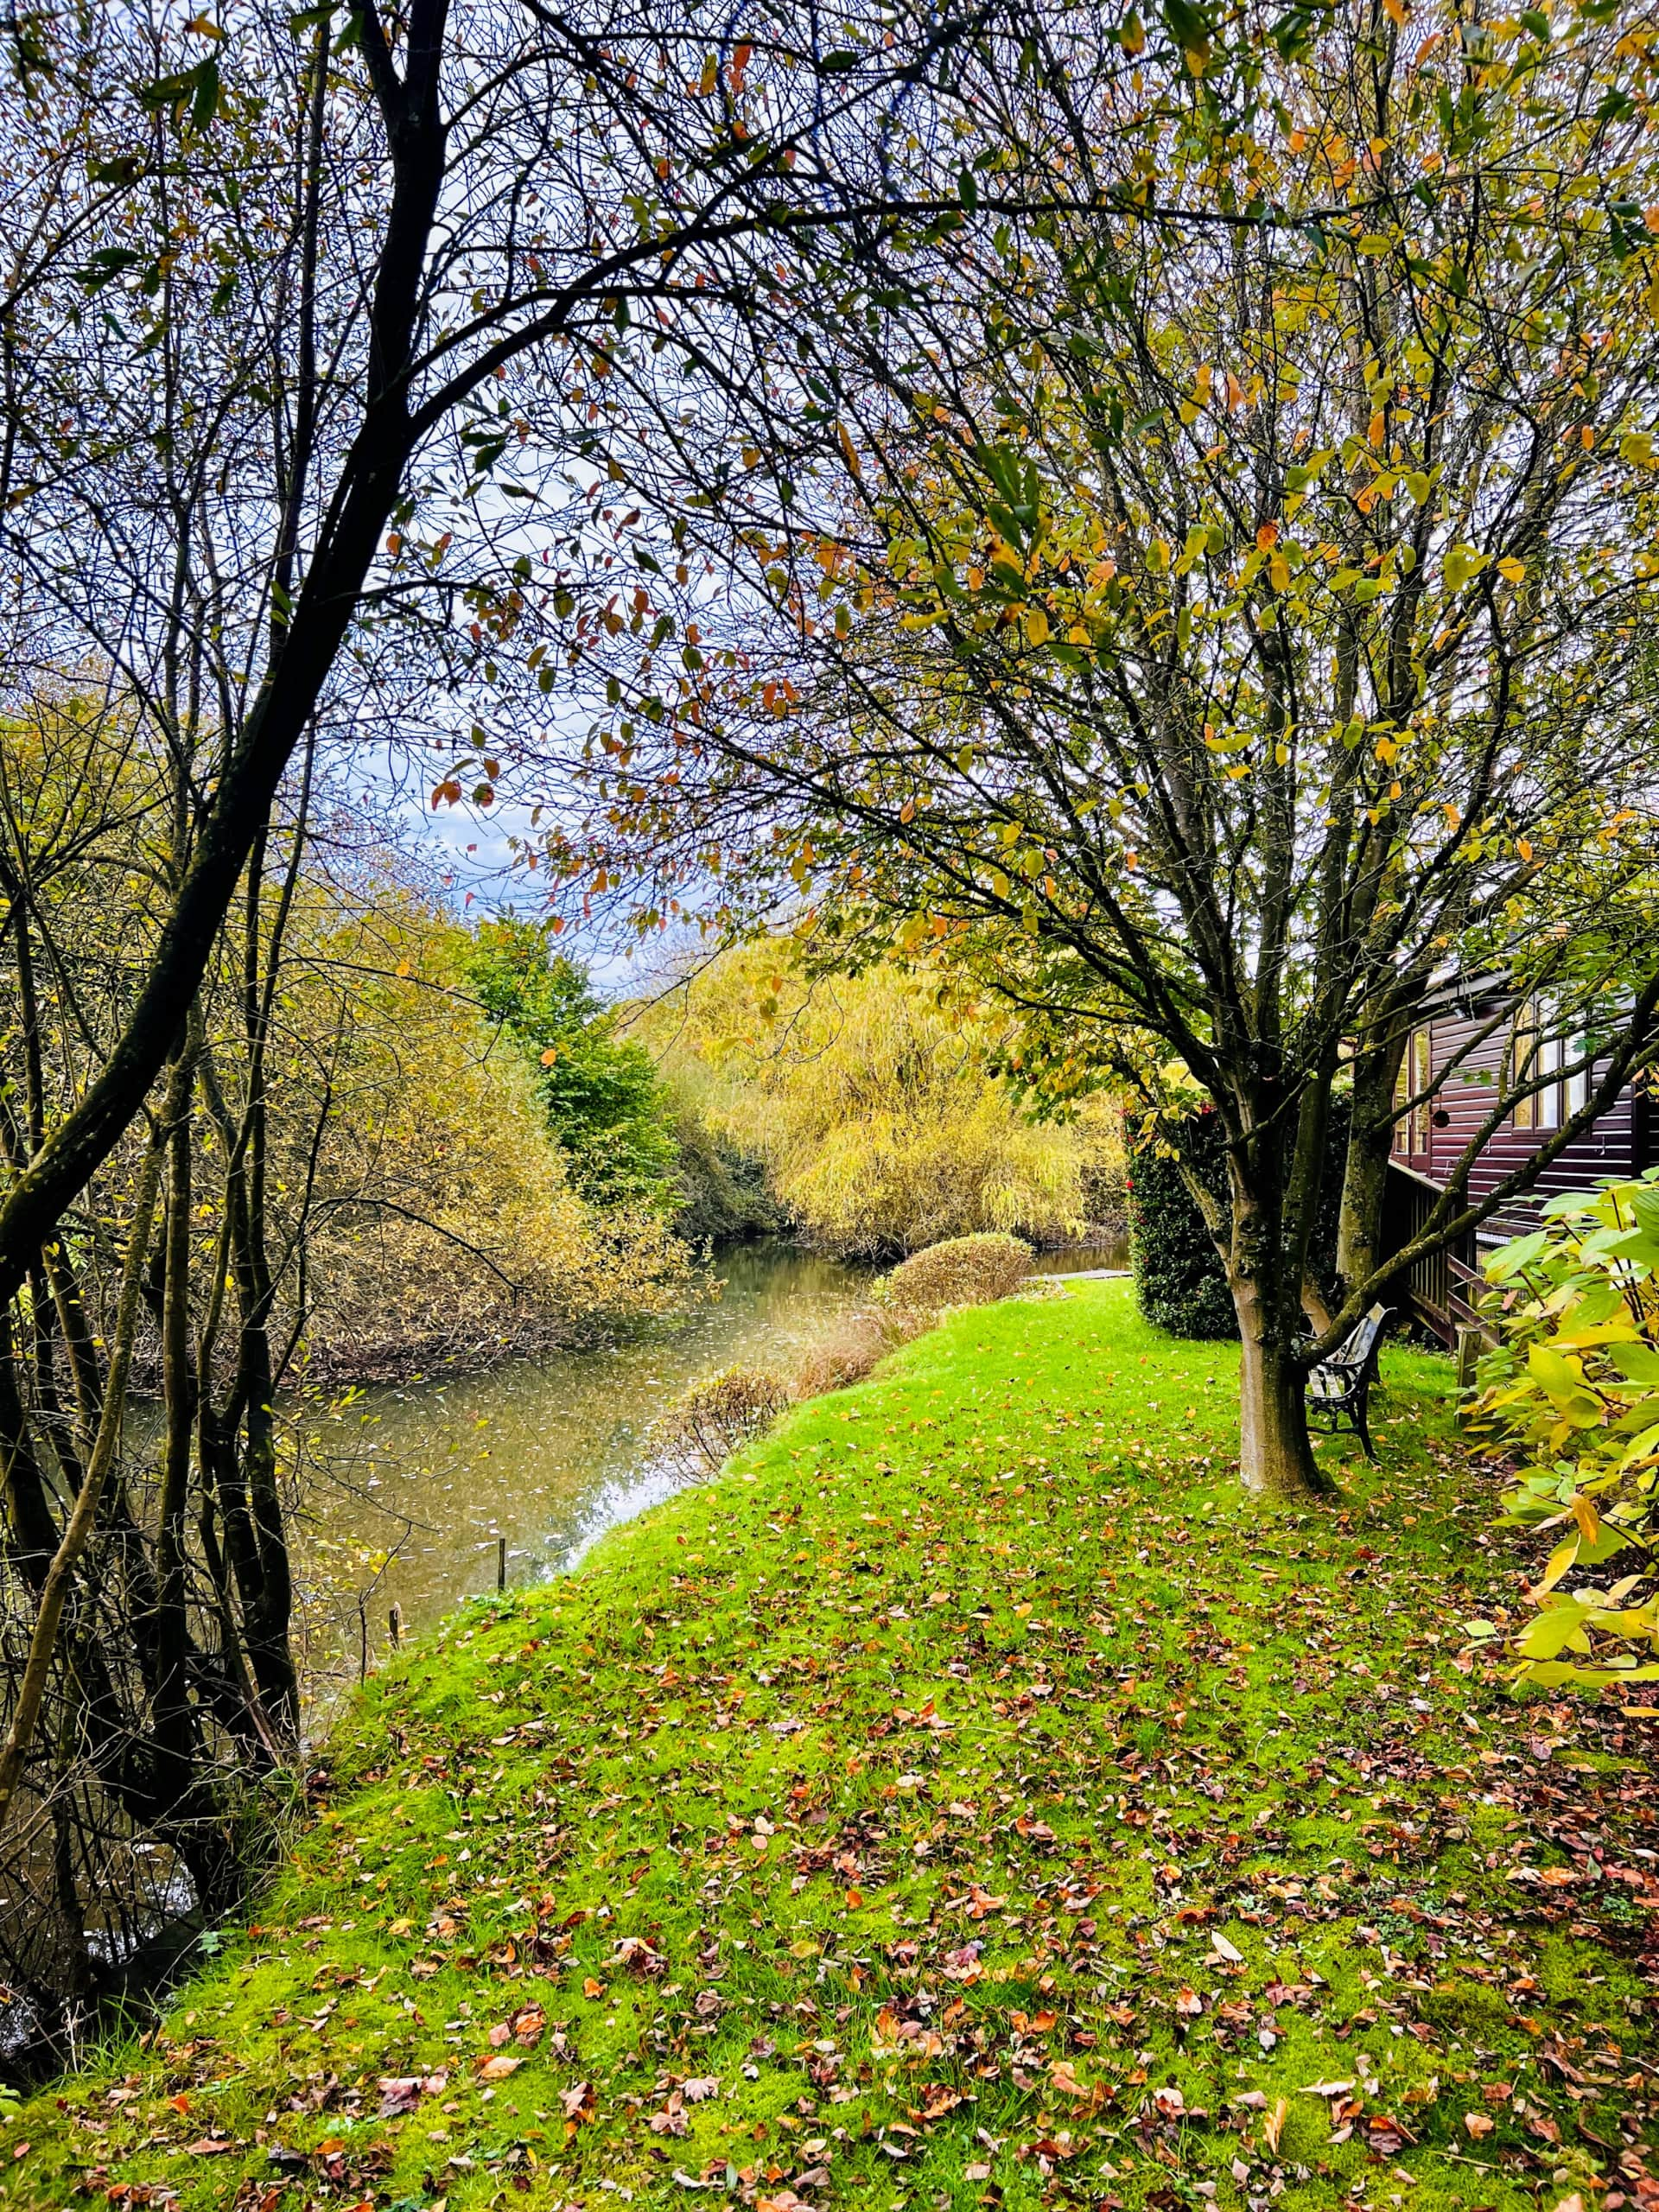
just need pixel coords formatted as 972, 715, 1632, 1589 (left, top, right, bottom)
290, 1243, 868, 1695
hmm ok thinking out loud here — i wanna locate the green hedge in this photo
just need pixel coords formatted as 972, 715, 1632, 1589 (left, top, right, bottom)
1126, 1096, 1351, 1340
1126, 1106, 1236, 1338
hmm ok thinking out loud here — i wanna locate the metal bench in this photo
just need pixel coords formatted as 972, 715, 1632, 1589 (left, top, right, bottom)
1304, 1303, 1394, 1460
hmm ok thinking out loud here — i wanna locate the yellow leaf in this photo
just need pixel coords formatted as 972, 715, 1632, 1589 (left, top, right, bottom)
1535, 1534, 1580, 1595
1024, 606, 1051, 645
1497, 556, 1526, 584
836, 422, 862, 480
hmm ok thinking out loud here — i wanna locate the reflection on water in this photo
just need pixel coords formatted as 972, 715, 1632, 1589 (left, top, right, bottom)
1026, 1234, 1128, 1277
290, 1243, 868, 1696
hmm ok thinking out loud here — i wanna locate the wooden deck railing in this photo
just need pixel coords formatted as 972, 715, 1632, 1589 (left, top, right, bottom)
1382, 1161, 1487, 1348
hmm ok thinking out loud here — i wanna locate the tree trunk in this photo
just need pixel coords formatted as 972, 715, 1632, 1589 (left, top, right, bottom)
1227, 1184, 1338, 1500
1337, 1007, 1410, 1301
1234, 1297, 1332, 1497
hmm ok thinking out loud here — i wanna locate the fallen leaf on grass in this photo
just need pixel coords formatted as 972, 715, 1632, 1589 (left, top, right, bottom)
1264, 2097, 1287, 2152
475, 2053, 521, 2082
186, 2138, 235, 2156
378, 2073, 447, 2117
1464, 2113, 1494, 2139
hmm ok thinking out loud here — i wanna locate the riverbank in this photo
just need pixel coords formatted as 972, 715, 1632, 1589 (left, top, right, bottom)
11, 1281, 1657, 2209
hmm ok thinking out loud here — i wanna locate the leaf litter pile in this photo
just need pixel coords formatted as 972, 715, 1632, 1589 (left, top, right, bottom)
20, 1282, 1656, 2212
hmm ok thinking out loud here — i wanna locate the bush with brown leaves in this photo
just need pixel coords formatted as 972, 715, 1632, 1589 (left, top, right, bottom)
876, 1232, 1033, 1322
658, 1365, 791, 1475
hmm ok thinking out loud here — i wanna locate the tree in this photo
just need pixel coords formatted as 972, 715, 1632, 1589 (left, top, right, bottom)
0, 0, 1011, 1304
461, 920, 680, 1208
0, 0, 1057, 2008
632, 939, 1122, 1256
529, 2, 1659, 1495
0, 698, 688, 2052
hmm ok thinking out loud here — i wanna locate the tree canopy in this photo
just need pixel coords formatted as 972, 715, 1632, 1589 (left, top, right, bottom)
505, 0, 1659, 1491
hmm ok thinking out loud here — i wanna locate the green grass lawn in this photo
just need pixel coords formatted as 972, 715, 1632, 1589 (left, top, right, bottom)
11, 1281, 1657, 2210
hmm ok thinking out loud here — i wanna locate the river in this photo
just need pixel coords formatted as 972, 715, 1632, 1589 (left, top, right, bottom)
288, 1235, 1125, 1709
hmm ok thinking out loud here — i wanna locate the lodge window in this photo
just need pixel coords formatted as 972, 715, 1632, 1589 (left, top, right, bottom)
1562, 1042, 1589, 1120
1413, 1027, 1432, 1150
1510, 1001, 1564, 1129
1395, 1026, 1433, 1154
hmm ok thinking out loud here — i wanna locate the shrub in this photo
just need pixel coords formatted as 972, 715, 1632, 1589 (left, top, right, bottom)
791, 1309, 906, 1399
658, 1365, 791, 1475
1465, 1173, 1659, 1693
878, 1232, 1033, 1320
1126, 1109, 1236, 1339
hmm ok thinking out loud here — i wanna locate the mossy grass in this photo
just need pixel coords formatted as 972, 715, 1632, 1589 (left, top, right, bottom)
11, 1283, 1656, 2209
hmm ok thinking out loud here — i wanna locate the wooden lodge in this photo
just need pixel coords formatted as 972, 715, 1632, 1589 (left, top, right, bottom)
1384, 984, 1654, 1346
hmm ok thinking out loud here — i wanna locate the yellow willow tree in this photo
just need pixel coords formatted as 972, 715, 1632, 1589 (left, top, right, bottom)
526, 0, 1659, 1498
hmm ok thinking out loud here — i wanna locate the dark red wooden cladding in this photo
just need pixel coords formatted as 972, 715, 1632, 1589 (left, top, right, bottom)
1386, 998, 1653, 1340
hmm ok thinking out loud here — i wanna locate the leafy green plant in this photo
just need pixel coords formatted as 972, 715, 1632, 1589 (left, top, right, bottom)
1127, 1096, 1355, 1341
1125, 1106, 1236, 1341
1466, 1173, 1659, 1693
461, 920, 680, 1209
